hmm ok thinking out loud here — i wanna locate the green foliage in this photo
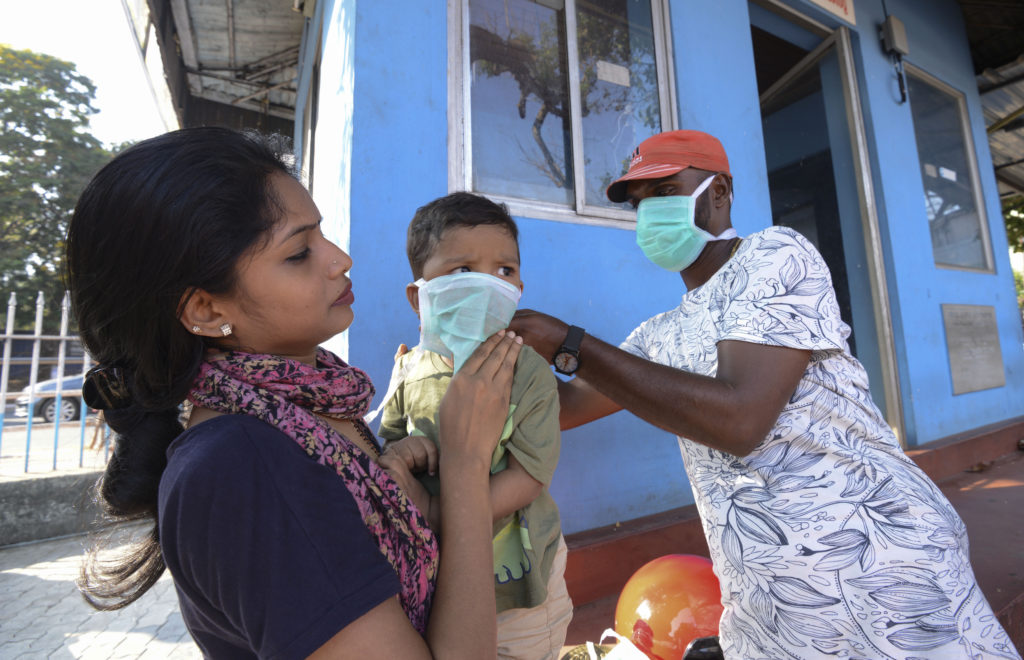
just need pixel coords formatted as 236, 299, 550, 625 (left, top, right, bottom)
1003, 195, 1024, 254
1, 45, 114, 332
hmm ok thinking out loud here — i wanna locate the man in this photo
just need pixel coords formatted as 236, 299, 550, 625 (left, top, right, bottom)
509, 130, 1016, 659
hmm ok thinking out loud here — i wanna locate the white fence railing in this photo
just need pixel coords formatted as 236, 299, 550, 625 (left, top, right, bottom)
1, 291, 111, 474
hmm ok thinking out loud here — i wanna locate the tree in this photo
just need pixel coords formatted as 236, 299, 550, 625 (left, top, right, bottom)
1, 45, 113, 332
1003, 195, 1024, 254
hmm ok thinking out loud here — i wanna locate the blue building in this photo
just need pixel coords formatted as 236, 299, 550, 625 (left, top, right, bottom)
136, 0, 1024, 536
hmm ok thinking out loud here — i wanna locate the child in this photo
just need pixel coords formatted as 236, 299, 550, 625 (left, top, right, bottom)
377, 192, 572, 660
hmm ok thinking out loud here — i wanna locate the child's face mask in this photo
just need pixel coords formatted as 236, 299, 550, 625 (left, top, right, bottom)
415, 272, 522, 372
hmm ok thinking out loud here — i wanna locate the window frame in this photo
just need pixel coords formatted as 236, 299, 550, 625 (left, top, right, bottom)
904, 63, 994, 273
447, 0, 678, 228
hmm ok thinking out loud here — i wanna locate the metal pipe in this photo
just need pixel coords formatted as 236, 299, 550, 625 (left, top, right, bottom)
230, 78, 297, 105
24, 292, 44, 472
51, 294, 70, 469
226, 0, 236, 69
987, 103, 1024, 133
0, 293, 15, 456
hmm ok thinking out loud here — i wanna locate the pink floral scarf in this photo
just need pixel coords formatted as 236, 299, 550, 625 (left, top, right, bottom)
188, 348, 439, 634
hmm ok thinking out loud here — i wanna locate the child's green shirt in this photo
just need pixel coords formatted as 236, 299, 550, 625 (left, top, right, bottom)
378, 346, 562, 612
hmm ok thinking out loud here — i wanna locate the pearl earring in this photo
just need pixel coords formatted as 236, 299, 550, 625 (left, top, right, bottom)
220, 323, 232, 336
192, 325, 201, 334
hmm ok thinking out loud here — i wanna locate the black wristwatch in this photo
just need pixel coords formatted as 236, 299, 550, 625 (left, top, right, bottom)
553, 325, 584, 375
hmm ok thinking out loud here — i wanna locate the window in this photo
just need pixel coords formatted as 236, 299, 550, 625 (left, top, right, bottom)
450, 0, 675, 224
906, 67, 992, 270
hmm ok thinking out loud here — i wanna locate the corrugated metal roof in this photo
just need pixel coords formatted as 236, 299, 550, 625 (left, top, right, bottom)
979, 57, 1024, 197
170, 0, 304, 120
959, 0, 1024, 198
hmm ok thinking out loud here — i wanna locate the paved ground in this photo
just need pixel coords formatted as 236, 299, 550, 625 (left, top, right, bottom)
0, 529, 200, 659
0, 418, 109, 481
2, 419, 1021, 657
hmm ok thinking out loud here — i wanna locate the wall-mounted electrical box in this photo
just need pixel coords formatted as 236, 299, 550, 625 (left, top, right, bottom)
881, 15, 909, 57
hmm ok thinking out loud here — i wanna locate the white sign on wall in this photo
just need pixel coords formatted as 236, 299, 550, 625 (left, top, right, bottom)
807, 0, 856, 25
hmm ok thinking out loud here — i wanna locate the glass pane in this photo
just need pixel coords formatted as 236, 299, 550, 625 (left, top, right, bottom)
469, 0, 574, 205
907, 72, 989, 269
576, 0, 661, 209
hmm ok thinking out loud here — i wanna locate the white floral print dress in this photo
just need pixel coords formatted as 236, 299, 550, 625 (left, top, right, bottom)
621, 226, 1018, 659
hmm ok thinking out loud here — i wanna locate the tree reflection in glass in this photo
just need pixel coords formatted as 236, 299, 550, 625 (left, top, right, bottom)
469, 0, 661, 210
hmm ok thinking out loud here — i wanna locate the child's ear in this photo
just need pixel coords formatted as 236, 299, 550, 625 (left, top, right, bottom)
405, 283, 421, 315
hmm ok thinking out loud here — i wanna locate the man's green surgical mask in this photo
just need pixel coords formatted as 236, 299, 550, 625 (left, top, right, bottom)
635, 175, 737, 272
415, 272, 521, 372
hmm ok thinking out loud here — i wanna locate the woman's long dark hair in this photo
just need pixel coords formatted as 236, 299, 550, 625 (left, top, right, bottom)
67, 127, 294, 609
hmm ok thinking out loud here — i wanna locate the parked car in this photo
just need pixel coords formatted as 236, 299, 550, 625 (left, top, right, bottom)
14, 374, 85, 423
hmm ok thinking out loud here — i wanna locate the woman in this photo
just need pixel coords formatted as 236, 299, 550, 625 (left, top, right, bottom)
69, 127, 521, 658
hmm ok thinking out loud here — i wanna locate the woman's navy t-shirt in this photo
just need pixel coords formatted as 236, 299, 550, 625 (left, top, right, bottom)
158, 414, 401, 659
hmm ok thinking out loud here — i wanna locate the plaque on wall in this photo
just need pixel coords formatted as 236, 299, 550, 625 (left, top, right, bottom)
941, 304, 1006, 395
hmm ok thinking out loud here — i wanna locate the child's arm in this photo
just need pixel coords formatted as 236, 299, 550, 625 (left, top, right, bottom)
383, 433, 536, 527
378, 448, 434, 526
381, 434, 438, 527
488, 453, 543, 520
397, 450, 541, 528
382, 434, 438, 476
465, 346, 560, 525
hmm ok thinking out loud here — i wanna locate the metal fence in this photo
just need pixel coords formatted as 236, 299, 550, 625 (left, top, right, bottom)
1, 291, 111, 475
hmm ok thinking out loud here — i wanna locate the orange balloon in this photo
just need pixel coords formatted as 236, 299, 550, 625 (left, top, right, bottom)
613, 554, 723, 660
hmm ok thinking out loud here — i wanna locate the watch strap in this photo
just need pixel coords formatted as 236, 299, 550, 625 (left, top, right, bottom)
561, 325, 584, 354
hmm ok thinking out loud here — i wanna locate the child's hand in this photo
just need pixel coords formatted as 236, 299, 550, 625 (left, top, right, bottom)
379, 453, 432, 522
382, 434, 438, 476
394, 343, 410, 361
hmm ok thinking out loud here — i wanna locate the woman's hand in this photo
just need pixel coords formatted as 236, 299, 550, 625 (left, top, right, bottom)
438, 330, 522, 465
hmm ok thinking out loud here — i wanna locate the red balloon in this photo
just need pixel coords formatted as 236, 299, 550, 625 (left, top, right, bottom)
614, 554, 723, 660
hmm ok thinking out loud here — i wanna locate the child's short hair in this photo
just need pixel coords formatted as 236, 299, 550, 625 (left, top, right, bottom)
406, 192, 520, 279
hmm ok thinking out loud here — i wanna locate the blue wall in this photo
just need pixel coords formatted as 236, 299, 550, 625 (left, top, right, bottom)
304, 0, 1024, 535
843, 0, 1024, 442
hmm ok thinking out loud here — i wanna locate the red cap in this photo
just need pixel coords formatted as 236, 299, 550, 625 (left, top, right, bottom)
606, 130, 730, 203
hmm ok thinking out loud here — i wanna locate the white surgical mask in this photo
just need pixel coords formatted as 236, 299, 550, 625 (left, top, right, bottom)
635, 175, 737, 271
415, 271, 521, 372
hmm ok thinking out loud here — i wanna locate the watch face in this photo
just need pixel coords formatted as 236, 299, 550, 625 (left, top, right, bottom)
554, 352, 579, 374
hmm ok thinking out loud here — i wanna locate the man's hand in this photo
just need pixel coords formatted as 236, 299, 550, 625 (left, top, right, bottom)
508, 309, 568, 364
382, 434, 438, 476
510, 309, 622, 429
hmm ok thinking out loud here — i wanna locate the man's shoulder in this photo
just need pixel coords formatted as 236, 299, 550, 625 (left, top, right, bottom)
747, 225, 811, 251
